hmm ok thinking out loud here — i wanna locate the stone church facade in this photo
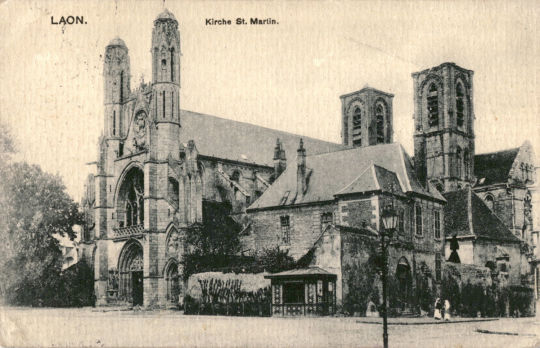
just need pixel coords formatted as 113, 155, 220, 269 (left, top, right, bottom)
80, 10, 537, 308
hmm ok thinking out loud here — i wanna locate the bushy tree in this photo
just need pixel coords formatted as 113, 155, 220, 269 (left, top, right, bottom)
252, 246, 296, 273
343, 257, 379, 316
181, 201, 242, 280
0, 162, 82, 305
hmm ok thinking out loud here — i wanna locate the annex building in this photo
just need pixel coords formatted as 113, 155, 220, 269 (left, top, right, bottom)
80, 9, 538, 308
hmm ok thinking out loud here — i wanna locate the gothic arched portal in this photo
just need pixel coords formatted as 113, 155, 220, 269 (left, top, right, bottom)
118, 240, 144, 306
164, 259, 181, 306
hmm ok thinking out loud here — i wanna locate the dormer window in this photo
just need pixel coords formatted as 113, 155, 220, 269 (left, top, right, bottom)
427, 84, 439, 127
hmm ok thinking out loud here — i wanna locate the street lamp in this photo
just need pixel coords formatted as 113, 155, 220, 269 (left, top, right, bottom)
380, 207, 398, 348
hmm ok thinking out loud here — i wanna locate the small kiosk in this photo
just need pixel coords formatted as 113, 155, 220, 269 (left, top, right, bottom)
265, 267, 337, 316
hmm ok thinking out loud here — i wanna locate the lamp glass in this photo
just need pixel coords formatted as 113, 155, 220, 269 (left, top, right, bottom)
382, 208, 398, 230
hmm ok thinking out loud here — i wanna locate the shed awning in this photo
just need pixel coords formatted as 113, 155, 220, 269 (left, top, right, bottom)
264, 267, 337, 280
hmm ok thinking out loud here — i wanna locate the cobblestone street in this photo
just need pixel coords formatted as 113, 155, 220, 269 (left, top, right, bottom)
1, 307, 539, 348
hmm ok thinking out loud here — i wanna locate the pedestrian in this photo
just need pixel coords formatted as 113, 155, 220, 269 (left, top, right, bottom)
434, 298, 442, 320
444, 299, 451, 321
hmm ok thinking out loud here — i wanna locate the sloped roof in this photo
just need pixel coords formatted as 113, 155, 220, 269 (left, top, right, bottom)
264, 266, 336, 279
249, 143, 444, 210
180, 110, 346, 167
474, 148, 519, 186
443, 189, 520, 243
336, 163, 404, 196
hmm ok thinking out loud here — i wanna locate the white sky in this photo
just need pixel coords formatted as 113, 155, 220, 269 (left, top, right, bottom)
0, 0, 538, 202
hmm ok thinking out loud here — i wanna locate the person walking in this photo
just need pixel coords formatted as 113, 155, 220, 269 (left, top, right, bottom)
434, 298, 442, 320
444, 299, 451, 321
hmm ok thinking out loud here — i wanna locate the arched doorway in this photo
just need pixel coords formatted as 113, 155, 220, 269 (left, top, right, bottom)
395, 257, 412, 311
164, 260, 181, 307
118, 240, 144, 306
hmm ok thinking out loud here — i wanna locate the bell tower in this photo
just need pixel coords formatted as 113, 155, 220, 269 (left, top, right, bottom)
152, 9, 181, 126
412, 62, 475, 192
340, 86, 394, 148
103, 37, 130, 138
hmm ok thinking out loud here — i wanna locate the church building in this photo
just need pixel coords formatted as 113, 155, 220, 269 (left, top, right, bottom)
80, 10, 537, 308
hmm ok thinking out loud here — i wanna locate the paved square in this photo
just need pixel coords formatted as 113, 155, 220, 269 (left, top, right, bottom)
1, 307, 539, 348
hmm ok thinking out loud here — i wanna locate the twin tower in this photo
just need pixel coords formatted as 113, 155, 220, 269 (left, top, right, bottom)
340, 63, 475, 193
103, 9, 475, 194
102, 9, 181, 141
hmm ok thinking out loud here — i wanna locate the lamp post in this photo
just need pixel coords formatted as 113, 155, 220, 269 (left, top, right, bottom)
380, 207, 398, 348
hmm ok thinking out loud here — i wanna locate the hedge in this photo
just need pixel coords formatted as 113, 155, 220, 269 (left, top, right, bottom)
184, 272, 271, 316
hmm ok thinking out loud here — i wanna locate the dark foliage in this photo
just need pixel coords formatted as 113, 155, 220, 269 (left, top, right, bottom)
181, 201, 242, 280
251, 246, 296, 274
342, 256, 379, 316
0, 162, 83, 306
508, 285, 535, 317
57, 260, 95, 307
415, 262, 435, 313
441, 273, 461, 315
182, 201, 297, 279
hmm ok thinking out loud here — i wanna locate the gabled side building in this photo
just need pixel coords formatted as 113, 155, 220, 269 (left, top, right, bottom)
80, 9, 536, 309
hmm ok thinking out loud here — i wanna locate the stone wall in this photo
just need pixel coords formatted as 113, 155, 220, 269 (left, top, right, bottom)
248, 203, 338, 259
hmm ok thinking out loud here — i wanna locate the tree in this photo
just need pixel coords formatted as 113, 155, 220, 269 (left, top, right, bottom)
181, 201, 242, 280
0, 162, 82, 305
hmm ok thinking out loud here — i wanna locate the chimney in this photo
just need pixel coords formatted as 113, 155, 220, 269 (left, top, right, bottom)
273, 138, 287, 179
297, 139, 307, 194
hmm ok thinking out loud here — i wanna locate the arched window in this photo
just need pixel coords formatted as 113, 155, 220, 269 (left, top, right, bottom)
485, 194, 494, 210
456, 147, 463, 178
427, 84, 439, 127
117, 167, 144, 227
162, 92, 166, 118
170, 48, 175, 81
231, 170, 240, 183
352, 106, 362, 146
168, 178, 179, 209
376, 104, 385, 144
113, 110, 116, 136
463, 149, 470, 179
120, 71, 124, 102
161, 59, 167, 71
456, 83, 465, 127
125, 202, 132, 227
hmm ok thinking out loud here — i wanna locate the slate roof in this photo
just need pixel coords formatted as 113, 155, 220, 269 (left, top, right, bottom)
248, 143, 445, 210
180, 110, 346, 167
443, 188, 520, 243
336, 164, 405, 196
474, 148, 519, 186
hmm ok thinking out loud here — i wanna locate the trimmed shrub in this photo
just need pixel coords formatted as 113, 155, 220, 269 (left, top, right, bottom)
185, 272, 271, 316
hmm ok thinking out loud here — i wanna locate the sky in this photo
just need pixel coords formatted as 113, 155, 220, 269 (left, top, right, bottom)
0, 0, 538, 202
